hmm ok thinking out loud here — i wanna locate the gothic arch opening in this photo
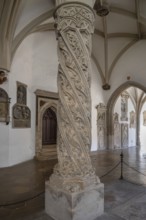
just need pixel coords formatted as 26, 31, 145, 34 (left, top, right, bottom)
107, 81, 146, 151
35, 90, 58, 160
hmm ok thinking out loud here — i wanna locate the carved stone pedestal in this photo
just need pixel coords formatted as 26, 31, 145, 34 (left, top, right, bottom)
45, 181, 104, 220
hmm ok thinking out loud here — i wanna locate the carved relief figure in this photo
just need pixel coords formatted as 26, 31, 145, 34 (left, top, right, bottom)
12, 104, 31, 128
121, 97, 127, 121
113, 112, 121, 148
97, 112, 105, 124
121, 92, 129, 121
98, 126, 104, 149
121, 123, 128, 148
0, 88, 10, 124
13, 105, 30, 120
113, 112, 119, 122
13, 82, 30, 128
114, 123, 121, 148
130, 111, 136, 128
17, 84, 26, 105
114, 123, 121, 149
96, 103, 107, 150
143, 111, 146, 126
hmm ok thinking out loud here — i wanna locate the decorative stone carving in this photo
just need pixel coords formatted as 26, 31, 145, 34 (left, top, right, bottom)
0, 88, 10, 124
56, 0, 96, 7
143, 111, 146, 126
0, 70, 7, 84
35, 89, 58, 160
98, 126, 105, 149
121, 123, 128, 148
46, 2, 104, 220
113, 112, 121, 149
47, 1, 100, 191
96, 103, 106, 150
12, 81, 31, 128
17, 81, 27, 105
102, 83, 110, 90
113, 112, 119, 123
121, 92, 129, 121
12, 104, 31, 128
130, 111, 136, 128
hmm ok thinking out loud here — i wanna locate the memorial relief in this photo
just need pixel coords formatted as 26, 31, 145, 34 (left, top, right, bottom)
121, 123, 129, 148
17, 82, 26, 105
143, 111, 146, 126
12, 81, 31, 128
130, 111, 136, 128
121, 92, 129, 121
96, 103, 106, 150
113, 112, 121, 149
12, 105, 30, 128
0, 88, 10, 124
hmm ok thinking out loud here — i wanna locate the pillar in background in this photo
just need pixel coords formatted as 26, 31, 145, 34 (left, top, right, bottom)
45, 1, 104, 220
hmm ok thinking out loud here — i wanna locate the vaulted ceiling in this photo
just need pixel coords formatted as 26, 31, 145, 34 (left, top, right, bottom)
0, 0, 146, 89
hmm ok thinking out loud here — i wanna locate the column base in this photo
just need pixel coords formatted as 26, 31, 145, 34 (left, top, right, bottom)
45, 180, 104, 220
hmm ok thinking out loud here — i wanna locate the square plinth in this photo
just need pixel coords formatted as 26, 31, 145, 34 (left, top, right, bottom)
45, 181, 104, 220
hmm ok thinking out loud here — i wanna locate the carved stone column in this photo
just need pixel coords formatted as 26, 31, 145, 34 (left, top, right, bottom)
45, 1, 104, 220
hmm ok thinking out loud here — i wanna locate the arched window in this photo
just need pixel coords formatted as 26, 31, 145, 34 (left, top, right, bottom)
42, 107, 57, 145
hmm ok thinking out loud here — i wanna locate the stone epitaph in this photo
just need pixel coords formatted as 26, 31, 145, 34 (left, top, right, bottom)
96, 103, 107, 149
143, 111, 146, 126
121, 123, 128, 148
45, 1, 104, 220
130, 110, 136, 128
12, 82, 31, 128
121, 92, 129, 121
113, 112, 121, 149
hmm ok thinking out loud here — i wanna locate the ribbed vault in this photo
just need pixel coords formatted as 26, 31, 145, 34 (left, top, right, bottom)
0, 0, 146, 89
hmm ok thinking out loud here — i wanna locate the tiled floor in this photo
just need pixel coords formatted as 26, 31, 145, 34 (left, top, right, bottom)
1, 147, 146, 219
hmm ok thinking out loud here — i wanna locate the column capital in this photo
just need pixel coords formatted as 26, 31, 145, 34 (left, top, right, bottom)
55, 0, 96, 8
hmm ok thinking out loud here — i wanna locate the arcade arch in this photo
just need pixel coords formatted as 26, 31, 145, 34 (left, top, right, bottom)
107, 81, 146, 151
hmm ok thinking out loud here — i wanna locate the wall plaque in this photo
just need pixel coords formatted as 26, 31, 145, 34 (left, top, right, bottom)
0, 88, 10, 124
12, 104, 31, 128
12, 82, 31, 128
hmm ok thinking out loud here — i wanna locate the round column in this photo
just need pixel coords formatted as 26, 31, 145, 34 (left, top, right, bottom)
50, 1, 100, 192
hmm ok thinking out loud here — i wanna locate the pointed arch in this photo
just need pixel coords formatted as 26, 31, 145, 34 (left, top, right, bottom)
107, 81, 146, 149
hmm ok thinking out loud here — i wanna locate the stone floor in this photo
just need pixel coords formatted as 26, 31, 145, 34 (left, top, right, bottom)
1, 147, 146, 220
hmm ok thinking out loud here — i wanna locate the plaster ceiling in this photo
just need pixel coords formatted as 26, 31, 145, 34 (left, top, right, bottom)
0, 0, 146, 89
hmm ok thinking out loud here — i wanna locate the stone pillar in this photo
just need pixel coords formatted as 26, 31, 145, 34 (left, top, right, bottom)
45, 1, 104, 220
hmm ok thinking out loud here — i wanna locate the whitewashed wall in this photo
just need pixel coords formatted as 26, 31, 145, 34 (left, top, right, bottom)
91, 60, 105, 151
0, 31, 58, 167
0, 29, 104, 167
1, 27, 146, 167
